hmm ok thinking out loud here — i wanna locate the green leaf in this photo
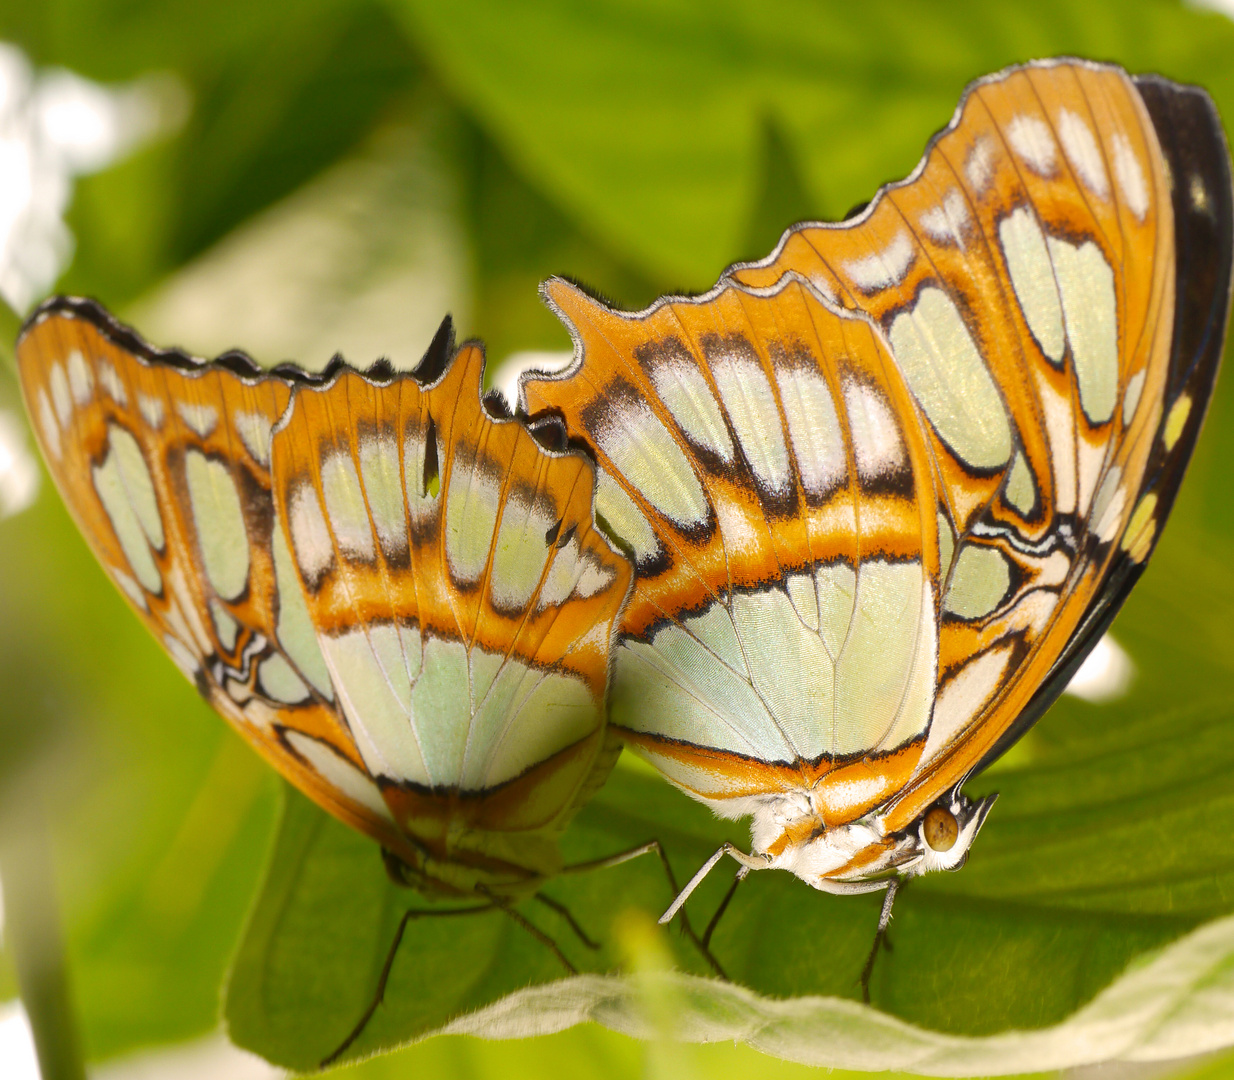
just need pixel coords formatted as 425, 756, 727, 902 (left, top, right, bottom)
386, 0, 1234, 288
331, 913, 1234, 1073
227, 502, 1234, 1070
226, 771, 739, 1070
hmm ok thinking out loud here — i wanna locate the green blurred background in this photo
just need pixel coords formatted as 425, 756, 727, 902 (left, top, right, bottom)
4, 0, 1234, 1076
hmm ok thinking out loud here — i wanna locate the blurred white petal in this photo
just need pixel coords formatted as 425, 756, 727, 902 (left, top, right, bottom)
93, 1031, 283, 1080
491, 349, 574, 412
1064, 633, 1134, 703
0, 410, 38, 519
0, 1003, 38, 1080
0, 42, 188, 312
1188, 0, 1234, 19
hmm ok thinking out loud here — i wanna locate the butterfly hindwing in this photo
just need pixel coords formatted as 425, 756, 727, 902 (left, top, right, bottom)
269, 336, 632, 884
16, 298, 410, 856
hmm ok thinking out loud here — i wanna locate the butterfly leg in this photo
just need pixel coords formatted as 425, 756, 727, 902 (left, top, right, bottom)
859, 878, 901, 1004
476, 885, 579, 975
564, 840, 728, 979
534, 891, 600, 950
702, 866, 748, 950
321, 902, 494, 1068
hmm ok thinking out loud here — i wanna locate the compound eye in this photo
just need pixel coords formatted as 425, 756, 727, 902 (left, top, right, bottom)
924, 806, 959, 852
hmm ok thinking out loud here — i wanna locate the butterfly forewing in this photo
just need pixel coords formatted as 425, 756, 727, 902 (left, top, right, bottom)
525, 59, 1231, 873
730, 59, 1225, 830
15, 298, 411, 856
269, 341, 632, 886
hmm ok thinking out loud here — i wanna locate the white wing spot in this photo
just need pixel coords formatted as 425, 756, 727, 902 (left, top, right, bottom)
595, 470, 659, 564
321, 450, 375, 561
1111, 133, 1148, 221
649, 356, 734, 462
775, 366, 845, 498
843, 380, 905, 482
1007, 114, 1057, 176
1057, 109, 1109, 199
1047, 235, 1118, 424
209, 598, 239, 652
97, 360, 127, 406
37, 389, 61, 458
965, 136, 997, 192
258, 653, 311, 704
490, 490, 555, 613
177, 401, 219, 438
164, 633, 201, 682
112, 566, 148, 611
50, 362, 71, 427
289, 482, 334, 584
711, 348, 792, 496
843, 231, 915, 292
108, 424, 164, 548
944, 545, 1011, 620
888, 287, 1012, 469
1191, 174, 1210, 213
93, 441, 162, 593
67, 350, 94, 404
358, 433, 408, 559
592, 398, 708, 529
234, 410, 274, 466
284, 730, 393, 822
184, 449, 250, 600
1123, 369, 1146, 427
139, 394, 165, 428
444, 450, 502, 584
918, 189, 970, 248
999, 207, 1065, 362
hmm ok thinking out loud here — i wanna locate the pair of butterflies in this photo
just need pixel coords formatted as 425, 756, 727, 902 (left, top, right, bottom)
15, 59, 1234, 982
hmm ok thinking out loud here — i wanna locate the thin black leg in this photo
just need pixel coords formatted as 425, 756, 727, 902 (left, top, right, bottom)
535, 891, 600, 950
565, 839, 730, 980
321, 903, 493, 1067
703, 870, 744, 950
479, 887, 578, 975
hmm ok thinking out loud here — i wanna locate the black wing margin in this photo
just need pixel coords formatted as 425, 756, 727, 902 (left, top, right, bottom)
975, 75, 1234, 774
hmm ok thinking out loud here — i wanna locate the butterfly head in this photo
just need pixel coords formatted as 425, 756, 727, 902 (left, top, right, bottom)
762, 786, 998, 894
905, 787, 999, 877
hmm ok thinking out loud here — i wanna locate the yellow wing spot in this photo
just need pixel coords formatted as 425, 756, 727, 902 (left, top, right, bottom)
1163, 395, 1192, 451
1121, 492, 1159, 563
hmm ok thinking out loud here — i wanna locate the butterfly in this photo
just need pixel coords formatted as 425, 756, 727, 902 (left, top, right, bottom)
15, 300, 717, 1061
522, 58, 1233, 986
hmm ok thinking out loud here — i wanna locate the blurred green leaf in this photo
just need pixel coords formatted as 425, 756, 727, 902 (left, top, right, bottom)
388, 0, 1234, 288
0, 463, 281, 1059
129, 98, 474, 373
2, 1, 424, 307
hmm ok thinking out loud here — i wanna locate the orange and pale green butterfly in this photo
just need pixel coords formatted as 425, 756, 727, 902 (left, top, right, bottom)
14, 303, 714, 1060
522, 59, 1233, 982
